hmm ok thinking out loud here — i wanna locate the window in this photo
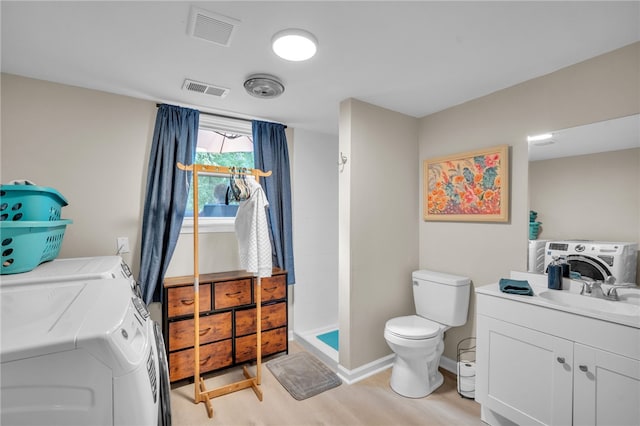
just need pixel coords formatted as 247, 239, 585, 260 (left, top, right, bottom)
182, 115, 254, 233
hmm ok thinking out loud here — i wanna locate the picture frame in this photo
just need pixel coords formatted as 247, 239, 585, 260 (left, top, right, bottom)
423, 145, 509, 222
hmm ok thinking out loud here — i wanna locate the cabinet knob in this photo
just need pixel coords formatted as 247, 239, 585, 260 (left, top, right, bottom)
579, 365, 588, 372
556, 357, 565, 364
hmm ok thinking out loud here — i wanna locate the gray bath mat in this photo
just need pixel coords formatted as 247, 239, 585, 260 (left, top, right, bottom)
266, 351, 342, 400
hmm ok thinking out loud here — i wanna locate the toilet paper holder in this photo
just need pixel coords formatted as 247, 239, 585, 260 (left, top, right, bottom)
457, 337, 476, 399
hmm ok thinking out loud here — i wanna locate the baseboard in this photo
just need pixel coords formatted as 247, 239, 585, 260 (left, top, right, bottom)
336, 354, 395, 385
439, 355, 457, 375
290, 331, 458, 385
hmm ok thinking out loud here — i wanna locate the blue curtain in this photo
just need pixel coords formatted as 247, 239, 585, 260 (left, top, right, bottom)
140, 104, 199, 303
252, 120, 296, 284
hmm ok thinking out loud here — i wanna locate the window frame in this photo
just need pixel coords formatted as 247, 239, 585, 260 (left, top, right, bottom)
180, 114, 253, 234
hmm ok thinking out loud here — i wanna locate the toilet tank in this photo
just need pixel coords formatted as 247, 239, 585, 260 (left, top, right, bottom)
412, 270, 470, 327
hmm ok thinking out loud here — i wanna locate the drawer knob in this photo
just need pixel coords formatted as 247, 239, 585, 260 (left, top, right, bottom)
200, 356, 211, 366
264, 286, 277, 293
180, 298, 194, 306
226, 291, 242, 298
557, 357, 565, 364
199, 327, 211, 336
579, 365, 588, 372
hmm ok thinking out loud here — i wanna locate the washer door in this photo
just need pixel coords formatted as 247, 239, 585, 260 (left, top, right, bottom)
154, 321, 172, 426
566, 254, 611, 281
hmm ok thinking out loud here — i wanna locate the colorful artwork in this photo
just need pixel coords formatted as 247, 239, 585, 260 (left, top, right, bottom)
424, 145, 509, 222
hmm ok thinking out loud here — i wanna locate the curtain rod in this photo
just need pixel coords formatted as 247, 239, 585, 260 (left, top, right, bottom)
155, 103, 286, 128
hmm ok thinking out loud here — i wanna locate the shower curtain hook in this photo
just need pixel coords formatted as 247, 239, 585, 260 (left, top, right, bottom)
338, 152, 348, 172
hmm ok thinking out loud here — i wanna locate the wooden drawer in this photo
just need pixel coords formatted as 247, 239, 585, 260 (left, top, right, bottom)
235, 302, 287, 336
235, 327, 287, 363
167, 284, 211, 318
168, 312, 232, 351
169, 340, 233, 382
214, 279, 252, 310
259, 274, 286, 302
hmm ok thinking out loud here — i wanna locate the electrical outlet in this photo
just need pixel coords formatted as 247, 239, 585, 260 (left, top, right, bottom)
117, 237, 130, 254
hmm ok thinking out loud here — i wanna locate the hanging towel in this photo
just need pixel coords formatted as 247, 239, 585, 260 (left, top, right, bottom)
499, 278, 534, 296
235, 178, 272, 278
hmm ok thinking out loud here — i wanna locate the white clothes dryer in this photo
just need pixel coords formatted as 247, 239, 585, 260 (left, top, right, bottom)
1, 278, 168, 426
0, 255, 141, 296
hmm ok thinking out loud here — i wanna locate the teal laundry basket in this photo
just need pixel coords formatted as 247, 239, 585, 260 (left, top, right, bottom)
0, 185, 68, 222
1, 220, 72, 274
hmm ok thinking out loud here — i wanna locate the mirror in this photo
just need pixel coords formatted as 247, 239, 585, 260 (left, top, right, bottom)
528, 114, 639, 162
527, 114, 640, 282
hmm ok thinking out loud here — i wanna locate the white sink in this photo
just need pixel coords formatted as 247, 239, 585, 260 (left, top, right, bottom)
539, 290, 640, 317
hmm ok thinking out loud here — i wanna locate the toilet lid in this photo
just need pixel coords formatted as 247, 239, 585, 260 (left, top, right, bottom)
385, 316, 441, 339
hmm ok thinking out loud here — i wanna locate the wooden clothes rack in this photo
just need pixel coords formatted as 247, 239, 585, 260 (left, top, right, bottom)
176, 162, 272, 418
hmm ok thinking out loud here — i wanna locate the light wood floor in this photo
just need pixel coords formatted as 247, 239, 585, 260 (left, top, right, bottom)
170, 341, 482, 426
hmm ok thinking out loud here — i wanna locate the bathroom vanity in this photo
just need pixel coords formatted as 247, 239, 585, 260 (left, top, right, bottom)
475, 272, 639, 426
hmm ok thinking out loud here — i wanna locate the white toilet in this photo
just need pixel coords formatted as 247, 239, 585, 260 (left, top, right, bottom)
384, 269, 470, 398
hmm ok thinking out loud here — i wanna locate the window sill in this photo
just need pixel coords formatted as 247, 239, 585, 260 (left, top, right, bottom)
181, 218, 236, 234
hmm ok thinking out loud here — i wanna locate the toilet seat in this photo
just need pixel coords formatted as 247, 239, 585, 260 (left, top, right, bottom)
385, 315, 442, 340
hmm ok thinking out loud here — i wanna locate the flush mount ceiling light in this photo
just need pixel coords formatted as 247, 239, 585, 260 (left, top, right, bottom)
272, 29, 317, 61
243, 74, 285, 99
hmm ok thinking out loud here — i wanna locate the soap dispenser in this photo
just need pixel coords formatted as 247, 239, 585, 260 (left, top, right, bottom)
559, 256, 571, 278
547, 256, 563, 290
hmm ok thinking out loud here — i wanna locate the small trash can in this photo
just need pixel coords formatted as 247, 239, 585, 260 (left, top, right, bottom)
457, 337, 476, 399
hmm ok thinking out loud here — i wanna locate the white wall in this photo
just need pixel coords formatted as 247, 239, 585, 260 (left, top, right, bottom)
291, 128, 339, 334
419, 42, 639, 360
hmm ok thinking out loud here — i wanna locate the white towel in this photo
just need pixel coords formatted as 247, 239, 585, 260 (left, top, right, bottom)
234, 178, 272, 278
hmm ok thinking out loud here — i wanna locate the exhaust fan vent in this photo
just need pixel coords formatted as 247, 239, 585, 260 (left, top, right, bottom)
243, 74, 285, 99
188, 7, 240, 47
183, 79, 229, 98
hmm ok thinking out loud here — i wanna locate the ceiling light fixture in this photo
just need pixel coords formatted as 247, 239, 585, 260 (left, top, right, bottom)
272, 29, 317, 61
527, 133, 554, 144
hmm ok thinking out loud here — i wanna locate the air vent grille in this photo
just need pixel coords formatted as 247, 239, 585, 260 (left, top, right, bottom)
188, 7, 239, 46
183, 79, 229, 98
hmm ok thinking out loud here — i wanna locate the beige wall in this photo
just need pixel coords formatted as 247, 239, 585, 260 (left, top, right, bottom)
1, 73, 155, 274
530, 148, 640, 244
339, 99, 419, 369
419, 42, 639, 360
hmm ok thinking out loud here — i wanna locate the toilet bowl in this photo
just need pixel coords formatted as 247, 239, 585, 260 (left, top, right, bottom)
384, 315, 447, 398
384, 270, 470, 398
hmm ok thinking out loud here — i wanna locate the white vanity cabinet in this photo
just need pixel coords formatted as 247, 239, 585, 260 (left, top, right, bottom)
477, 315, 573, 425
573, 344, 640, 426
476, 284, 640, 426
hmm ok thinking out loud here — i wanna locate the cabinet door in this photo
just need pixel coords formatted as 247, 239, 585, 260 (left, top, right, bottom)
477, 315, 573, 426
574, 343, 640, 426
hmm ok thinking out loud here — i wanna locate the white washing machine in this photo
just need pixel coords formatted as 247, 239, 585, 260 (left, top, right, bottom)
544, 240, 638, 283
0, 257, 171, 425
1, 255, 140, 295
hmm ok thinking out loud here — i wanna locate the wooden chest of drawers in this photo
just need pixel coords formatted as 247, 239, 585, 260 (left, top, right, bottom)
163, 269, 288, 383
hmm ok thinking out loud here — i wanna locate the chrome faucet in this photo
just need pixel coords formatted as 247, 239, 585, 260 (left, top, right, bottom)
579, 276, 623, 301
606, 283, 639, 301
578, 277, 596, 296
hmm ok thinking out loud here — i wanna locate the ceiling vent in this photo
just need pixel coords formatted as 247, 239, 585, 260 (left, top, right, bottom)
183, 79, 229, 98
188, 7, 240, 47
243, 74, 285, 99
